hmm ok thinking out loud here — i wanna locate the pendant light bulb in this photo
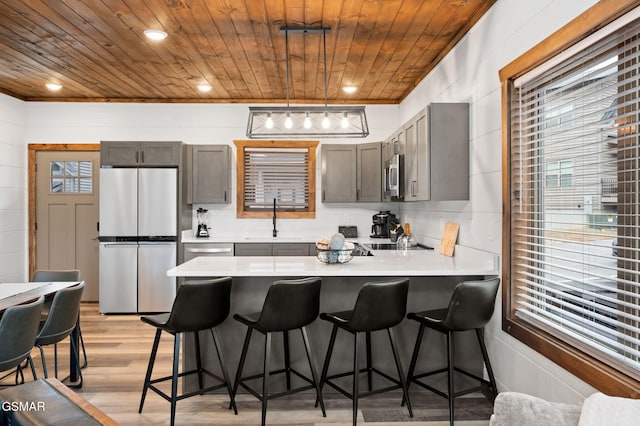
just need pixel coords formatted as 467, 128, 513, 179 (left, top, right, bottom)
322, 112, 331, 129
265, 113, 274, 129
303, 113, 312, 129
341, 112, 349, 129
284, 113, 293, 129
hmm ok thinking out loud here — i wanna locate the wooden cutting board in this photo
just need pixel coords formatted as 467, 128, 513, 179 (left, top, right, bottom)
439, 222, 460, 256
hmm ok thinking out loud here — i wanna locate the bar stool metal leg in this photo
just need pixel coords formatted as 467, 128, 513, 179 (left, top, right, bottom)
446, 331, 454, 426
170, 332, 181, 426
388, 328, 412, 417
211, 327, 237, 414
195, 331, 204, 392
403, 323, 425, 406
476, 328, 498, 399
232, 327, 253, 403
283, 330, 291, 390
365, 332, 373, 391
352, 331, 361, 426
139, 329, 162, 413
261, 332, 272, 426
301, 326, 326, 416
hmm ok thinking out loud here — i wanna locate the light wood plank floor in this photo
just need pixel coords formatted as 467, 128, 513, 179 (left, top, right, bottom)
7, 303, 493, 426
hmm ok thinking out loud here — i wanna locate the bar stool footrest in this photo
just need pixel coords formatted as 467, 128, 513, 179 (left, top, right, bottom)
238, 367, 316, 402
324, 368, 404, 401
147, 368, 229, 403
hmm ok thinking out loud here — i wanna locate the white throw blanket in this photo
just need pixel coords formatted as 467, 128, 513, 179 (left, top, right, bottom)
579, 392, 640, 426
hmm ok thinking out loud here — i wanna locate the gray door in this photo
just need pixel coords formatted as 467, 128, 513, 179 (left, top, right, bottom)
36, 151, 100, 301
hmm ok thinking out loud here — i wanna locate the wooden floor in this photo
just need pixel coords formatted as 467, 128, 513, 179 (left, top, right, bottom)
7, 303, 494, 425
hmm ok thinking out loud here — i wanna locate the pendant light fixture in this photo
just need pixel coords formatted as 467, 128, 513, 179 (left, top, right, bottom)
246, 27, 369, 138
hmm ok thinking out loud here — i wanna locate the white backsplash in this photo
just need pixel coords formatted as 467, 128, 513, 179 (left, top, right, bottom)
190, 202, 403, 241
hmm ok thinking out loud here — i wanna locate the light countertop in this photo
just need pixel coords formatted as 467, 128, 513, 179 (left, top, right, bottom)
168, 244, 499, 277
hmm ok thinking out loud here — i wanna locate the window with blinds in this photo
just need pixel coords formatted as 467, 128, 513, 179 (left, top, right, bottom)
244, 147, 309, 211
509, 15, 640, 380
234, 140, 317, 219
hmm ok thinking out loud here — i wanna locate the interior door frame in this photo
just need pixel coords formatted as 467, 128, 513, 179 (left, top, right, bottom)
28, 143, 101, 278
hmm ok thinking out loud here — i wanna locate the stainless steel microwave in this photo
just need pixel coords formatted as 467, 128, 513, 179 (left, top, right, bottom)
383, 153, 404, 201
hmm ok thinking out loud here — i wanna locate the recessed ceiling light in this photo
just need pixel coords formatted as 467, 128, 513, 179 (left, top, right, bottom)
144, 29, 168, 41
45, 83, 62, 91
197, 84, 212, 92
343, 85, 357, 94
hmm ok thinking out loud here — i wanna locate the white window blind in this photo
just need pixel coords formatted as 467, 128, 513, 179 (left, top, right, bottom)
510, 16, 640, 379
243, 147, 310, 211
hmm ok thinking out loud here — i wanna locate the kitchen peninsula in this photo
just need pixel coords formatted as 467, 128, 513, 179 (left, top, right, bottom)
168, 243, 499, 393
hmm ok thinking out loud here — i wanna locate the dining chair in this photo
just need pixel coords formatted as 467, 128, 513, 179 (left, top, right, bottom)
34, 282, 85, 387
0, 296, 44, 385
31, 269, 87, 369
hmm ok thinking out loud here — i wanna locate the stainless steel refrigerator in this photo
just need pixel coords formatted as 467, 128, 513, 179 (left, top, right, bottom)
98, 168, 177, 313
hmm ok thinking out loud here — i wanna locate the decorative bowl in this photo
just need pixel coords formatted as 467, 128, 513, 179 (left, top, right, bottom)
316, 248, 353, 264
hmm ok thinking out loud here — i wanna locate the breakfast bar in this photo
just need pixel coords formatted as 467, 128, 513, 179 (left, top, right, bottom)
167, 244, 500, 393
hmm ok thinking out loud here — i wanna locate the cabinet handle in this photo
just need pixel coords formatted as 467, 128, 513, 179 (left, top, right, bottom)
187, 248, 232, 254
356, 189, 360, 201
141, 150, 145, 163
135, 151, 139, 163
224, 190, 227, 202
322, 190, 325, 202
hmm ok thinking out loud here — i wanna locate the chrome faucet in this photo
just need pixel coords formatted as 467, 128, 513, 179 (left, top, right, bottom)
272, 198, 278, 238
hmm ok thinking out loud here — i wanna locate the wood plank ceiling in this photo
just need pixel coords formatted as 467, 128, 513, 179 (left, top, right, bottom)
0, 0, 495, 104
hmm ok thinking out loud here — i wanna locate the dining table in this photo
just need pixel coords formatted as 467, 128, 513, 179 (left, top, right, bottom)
0, 281, 84, 387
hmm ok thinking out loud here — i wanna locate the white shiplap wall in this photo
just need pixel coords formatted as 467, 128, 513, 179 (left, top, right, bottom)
0, 93, 27, 282
397, 0, 601, 403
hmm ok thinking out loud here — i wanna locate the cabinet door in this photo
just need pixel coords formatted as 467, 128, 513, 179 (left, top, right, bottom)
321, 145, 357, 202
234, 243, 272, 256
100, 141, 140, 166
187, 145, 230, 204
404, 109, 428, 201
430, 103, 469, 200
272, 243, 310, 256
139, 142, 180, 166
356, 142, 381, 202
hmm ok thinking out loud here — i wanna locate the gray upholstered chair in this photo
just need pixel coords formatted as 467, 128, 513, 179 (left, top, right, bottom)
0, 297, 44, 385
34, 282, 85, 387
31, 269, 87, 369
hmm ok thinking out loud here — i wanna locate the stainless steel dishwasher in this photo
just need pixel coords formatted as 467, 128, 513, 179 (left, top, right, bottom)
183, 243, 234, 262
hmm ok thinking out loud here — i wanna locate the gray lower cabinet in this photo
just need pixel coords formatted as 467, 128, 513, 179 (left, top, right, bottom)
404, 103, 469, 201
100, 141, 181, 167
186, 145, 230, 204
321, 142, 381, 203
235, 242, 312, 256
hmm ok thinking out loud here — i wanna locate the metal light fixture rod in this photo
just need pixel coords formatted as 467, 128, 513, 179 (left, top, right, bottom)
246, 26, 369, 138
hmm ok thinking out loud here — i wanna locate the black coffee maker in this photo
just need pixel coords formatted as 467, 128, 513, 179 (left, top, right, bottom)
371, 211, 397, 238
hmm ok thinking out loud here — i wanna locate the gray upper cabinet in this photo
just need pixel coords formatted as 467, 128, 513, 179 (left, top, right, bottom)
404, 110, 428, 201
321, 143, 381, 203
186, 145, 230, 204
321, 145, 357, 202
356, 142, 382, 202
100, 141, 181, 167
404, 103, 469, 201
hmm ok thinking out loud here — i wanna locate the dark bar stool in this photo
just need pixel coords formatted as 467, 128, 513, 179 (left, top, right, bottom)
232, 277, 325, 426
319, 278, 412, 426
139, 277, 236, 426
404, 277, 500, 426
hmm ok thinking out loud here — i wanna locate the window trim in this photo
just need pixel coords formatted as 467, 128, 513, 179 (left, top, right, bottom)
234, 140, 318, 219
500, 0, 640, 397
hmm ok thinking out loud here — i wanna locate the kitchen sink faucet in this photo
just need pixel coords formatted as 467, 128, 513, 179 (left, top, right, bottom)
272, 198, 278, 238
